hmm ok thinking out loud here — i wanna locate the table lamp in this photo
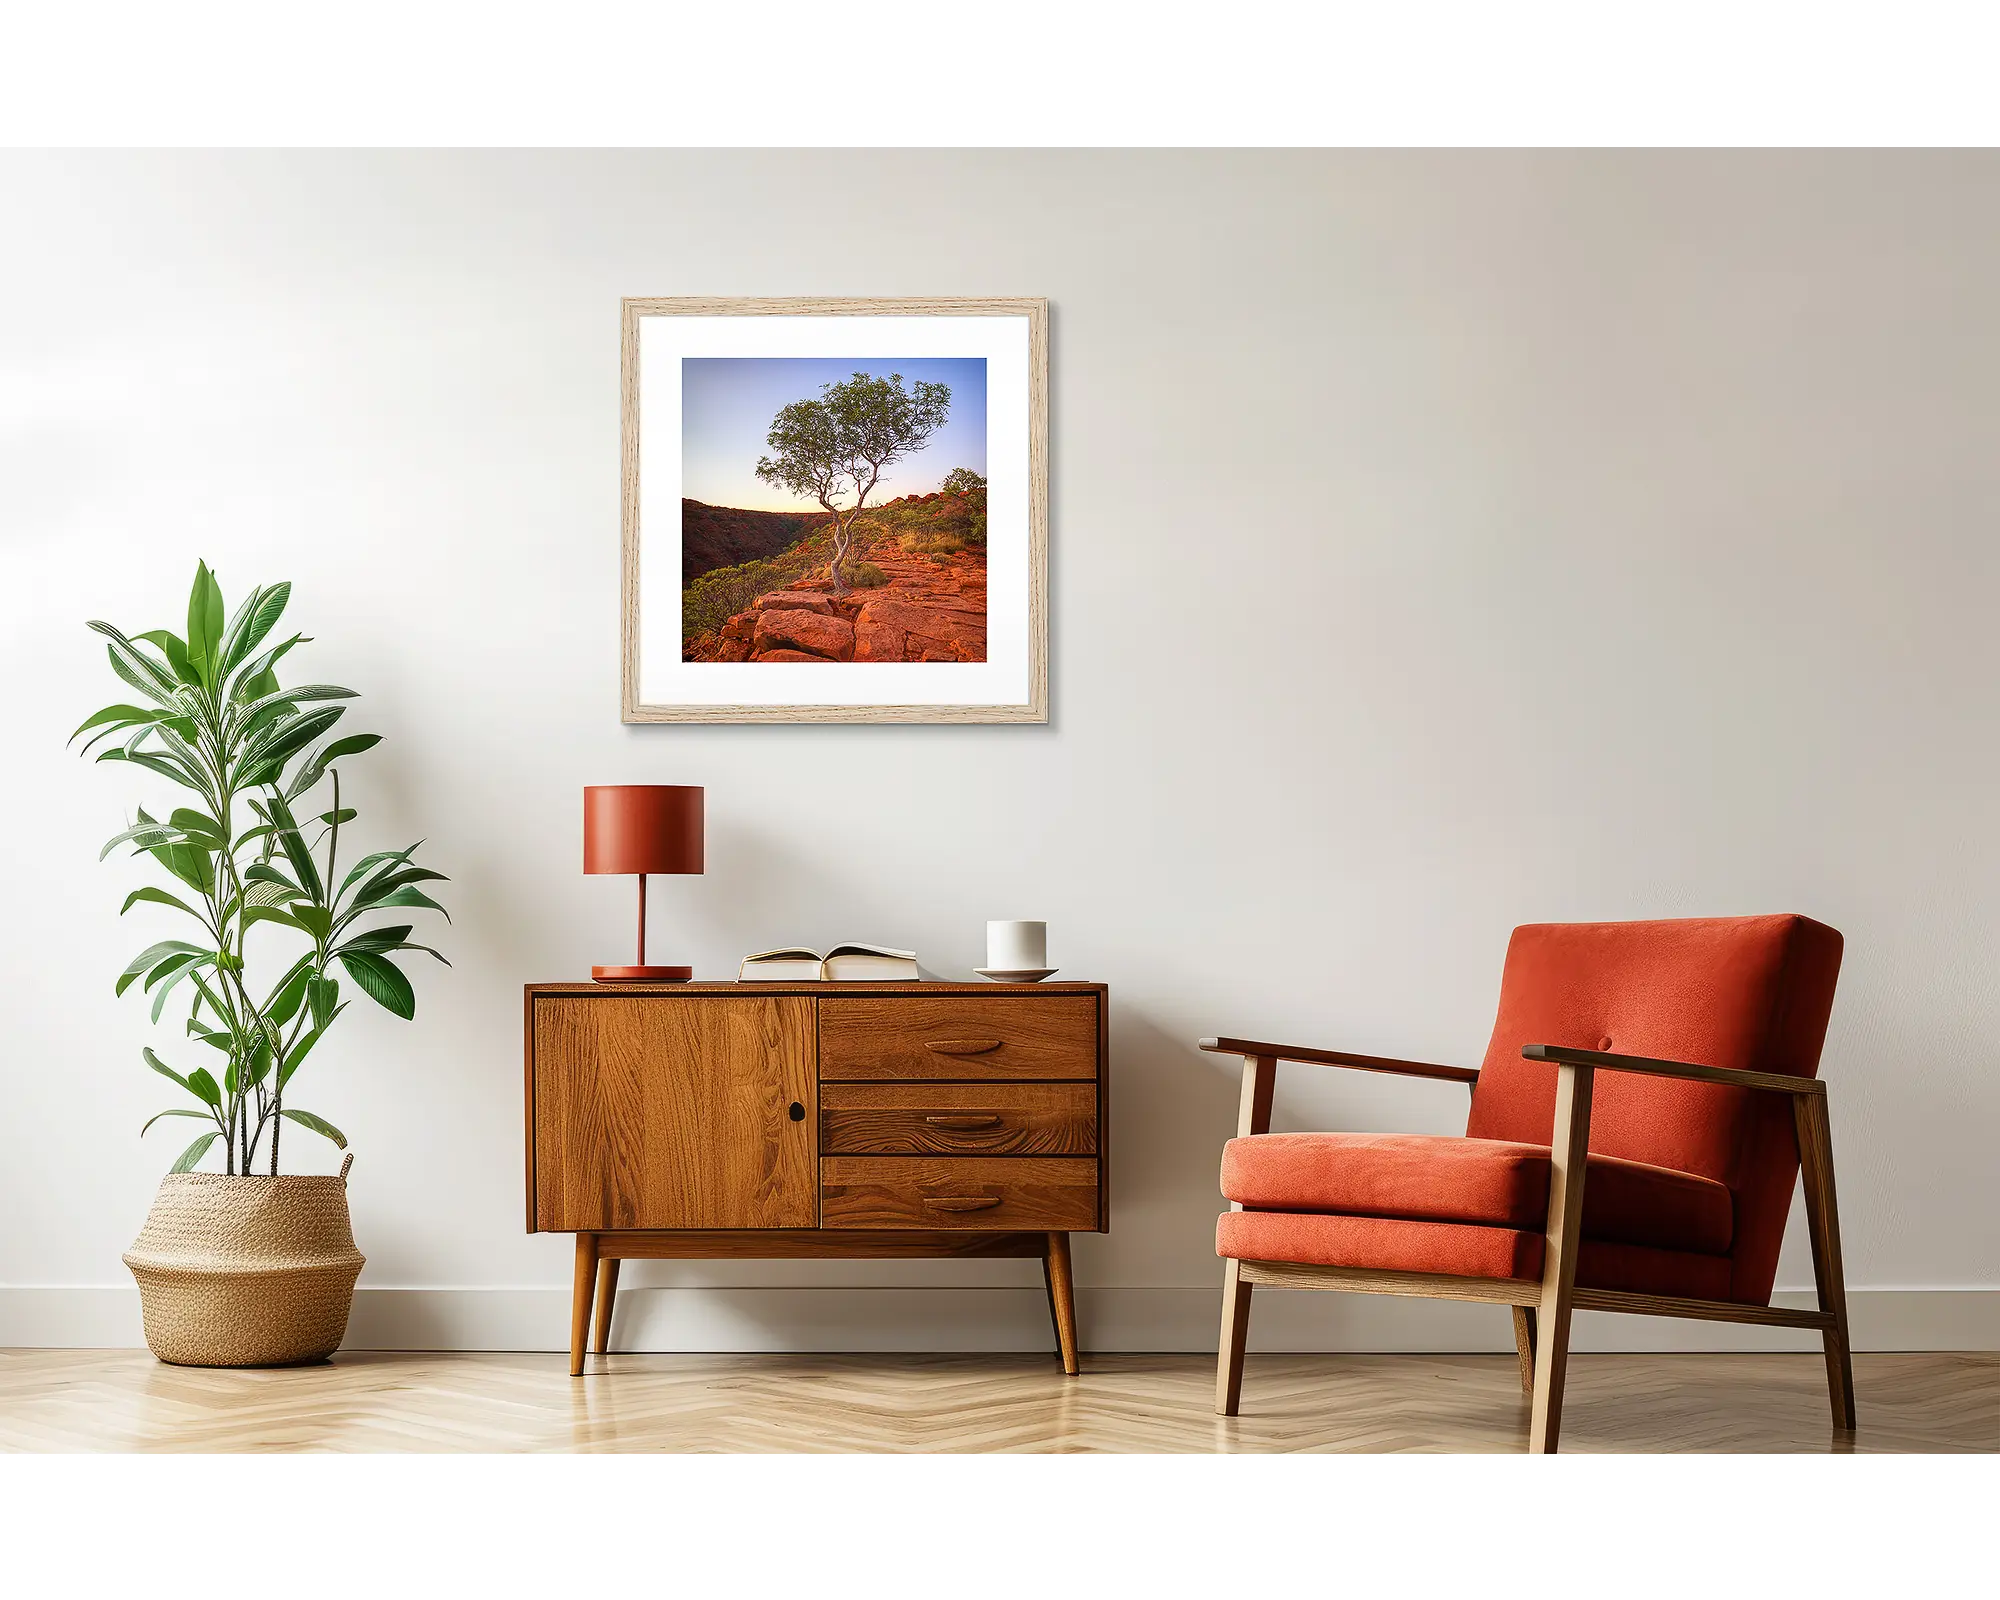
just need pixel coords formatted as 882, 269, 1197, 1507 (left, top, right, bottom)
583, 785, 704, 982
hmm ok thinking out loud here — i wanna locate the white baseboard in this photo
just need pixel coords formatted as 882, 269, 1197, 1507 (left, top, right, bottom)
2, 1285, 1994, 1353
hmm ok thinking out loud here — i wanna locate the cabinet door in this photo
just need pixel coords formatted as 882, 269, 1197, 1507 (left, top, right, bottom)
533, 995, 816, 1230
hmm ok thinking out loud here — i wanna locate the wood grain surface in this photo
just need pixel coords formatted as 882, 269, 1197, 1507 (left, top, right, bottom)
819, 1082, 1097, 1155
533, 995, 816, 1230
819, 994, 1098, 1081
820, 1157, 1098, 1230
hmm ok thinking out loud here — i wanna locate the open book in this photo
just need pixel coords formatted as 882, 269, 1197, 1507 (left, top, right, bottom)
739, 943, 919, 982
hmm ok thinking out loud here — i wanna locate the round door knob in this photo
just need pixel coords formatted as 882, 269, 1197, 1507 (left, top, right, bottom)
788, 1101, 806, 1122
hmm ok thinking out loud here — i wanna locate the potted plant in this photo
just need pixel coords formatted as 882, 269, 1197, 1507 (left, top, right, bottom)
74, 562, 449, 1366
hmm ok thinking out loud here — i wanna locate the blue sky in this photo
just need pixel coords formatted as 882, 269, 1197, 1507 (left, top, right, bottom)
683, 357, 986, 512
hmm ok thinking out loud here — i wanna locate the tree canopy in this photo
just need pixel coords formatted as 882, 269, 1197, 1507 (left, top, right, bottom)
755, 372, 951, 593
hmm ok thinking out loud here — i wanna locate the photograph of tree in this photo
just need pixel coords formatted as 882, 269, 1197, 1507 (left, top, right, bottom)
680, 357, 989, 664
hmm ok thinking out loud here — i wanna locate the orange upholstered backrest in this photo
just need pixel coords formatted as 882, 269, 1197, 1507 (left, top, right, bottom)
1464, 915, 1843, 1303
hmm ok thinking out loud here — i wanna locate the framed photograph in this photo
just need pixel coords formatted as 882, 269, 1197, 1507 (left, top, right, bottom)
621, 296, 1048, 723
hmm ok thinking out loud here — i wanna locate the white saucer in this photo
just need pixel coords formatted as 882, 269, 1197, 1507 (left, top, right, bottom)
975, 967, 1058, 983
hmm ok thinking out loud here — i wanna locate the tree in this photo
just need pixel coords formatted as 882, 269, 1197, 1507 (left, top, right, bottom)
755, 372, 951, 594
940, 467, 986, 497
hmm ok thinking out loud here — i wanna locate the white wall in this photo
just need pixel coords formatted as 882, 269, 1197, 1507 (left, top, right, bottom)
3, 150, 1996, 1353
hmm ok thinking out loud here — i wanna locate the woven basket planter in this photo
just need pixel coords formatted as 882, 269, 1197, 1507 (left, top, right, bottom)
123, 1169, 365, 1367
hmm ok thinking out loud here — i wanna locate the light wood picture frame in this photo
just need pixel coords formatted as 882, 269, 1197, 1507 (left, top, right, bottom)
621, 296, 1048, 723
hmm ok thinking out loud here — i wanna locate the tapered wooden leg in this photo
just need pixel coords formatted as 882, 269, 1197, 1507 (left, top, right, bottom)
1511, 1304, 1538, 1395
1040, 1253, 1065, 1356
1045, 1232, 1079, 1376
569, 1232, 598, 1377
1796, 1093, 1858, 1430
1529, 1063, 1592, 1453
1216, 1258, 1254, 1416
592, 1255, 622, 1356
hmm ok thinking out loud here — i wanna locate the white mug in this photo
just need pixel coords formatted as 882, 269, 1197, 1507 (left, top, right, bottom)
987, 920, 1048, 970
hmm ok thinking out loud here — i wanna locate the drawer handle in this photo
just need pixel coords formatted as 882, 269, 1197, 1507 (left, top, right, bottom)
924, 1115, 1001, 1129
923, 1196, 1003, 1212
925, 1038, 1003, 1056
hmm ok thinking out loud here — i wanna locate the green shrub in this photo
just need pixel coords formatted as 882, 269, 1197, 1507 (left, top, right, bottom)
899, 529, 967, 558
850, 562, 888, 588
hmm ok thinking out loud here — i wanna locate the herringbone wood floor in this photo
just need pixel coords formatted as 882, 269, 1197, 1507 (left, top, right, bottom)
0, 1349, 1991, 1453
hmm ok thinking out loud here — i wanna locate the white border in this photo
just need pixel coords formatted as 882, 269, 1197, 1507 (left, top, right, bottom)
637, 316, 1030, 708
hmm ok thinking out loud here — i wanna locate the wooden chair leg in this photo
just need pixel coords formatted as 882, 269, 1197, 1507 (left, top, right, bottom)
1046, 1231, 1079, 1376
1796, 1093, 1858, 1430
1529, 1062, 1592, 1453
569, 1232, 598, 1377
1511, 1304, 1537, 1395
592, 1255, 622, 1356
1216, 1258, 1253, 1416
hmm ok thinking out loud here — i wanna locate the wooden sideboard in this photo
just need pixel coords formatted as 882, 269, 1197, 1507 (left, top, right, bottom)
524, 981, 1109, 1374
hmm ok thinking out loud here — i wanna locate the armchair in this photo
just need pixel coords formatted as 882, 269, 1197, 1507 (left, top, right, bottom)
1205, 914, 1849, 1452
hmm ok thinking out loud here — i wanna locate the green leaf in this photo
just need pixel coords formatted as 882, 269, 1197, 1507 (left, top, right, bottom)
307, 975, 339, 1030
262, 794, 323, 904
337, 846, 414, 901
141, 834, 216, 897
71, 703, 156, 745
169, 1132, 221, 1173
265, 958, 314, 1025
339, 950, 415, 1018
289, 733, 381, 796
167, 807, 226, 849
352, 865, 448, 907
150, 957, 207, 1024
228, 632, 308, 705
142, 1108, 215, 1137
242, 704, 347, 785
278, 1108, 347, 1149
366, 886, 451, 922
292, 905, 334, 940
116, 940, 206, 998
242, 904, 307, 932
143, 1046, 193, 1092
340, 924, 413, 953
239, 684, 355, 723
185, 561, 226, 688
219, 581, 290, 680
119, 886, 201, 918
100, 820, 185, 861
186, 1067, 223, 1108
278, 1011, 342, 1089
370, 941, 449, 965
142, 950, 205, 993
133, 628, 197, 687
242, 878, 301, 909
317, 808, 359, 826
91, 624, 179, 705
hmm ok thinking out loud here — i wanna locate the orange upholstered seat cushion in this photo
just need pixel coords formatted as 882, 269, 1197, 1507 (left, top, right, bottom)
1214, 1210, 1732, 1301
1220, 1131, 1733, 1257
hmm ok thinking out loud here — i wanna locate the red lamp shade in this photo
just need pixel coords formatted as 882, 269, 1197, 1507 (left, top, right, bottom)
583, 786, 704, 982
583, 785, 704, 877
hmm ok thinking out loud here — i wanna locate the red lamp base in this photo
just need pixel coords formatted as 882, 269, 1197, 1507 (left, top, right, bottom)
591, 965, 693, 983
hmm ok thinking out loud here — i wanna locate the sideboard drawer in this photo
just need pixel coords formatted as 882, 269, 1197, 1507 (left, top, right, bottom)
820, 1157, 1099, 1230
819, 995, 1098, 1081
820, 1083, 1097, 1156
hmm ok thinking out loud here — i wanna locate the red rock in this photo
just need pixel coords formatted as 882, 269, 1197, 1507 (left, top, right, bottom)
718, 636, 751, 662
753, 590, 833, 614
855, 597, 984, 658
753, 607, 855, 661
750, 648, 834, 662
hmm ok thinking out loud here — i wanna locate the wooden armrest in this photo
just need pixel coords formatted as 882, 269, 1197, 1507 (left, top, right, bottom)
1523, 1044, 1824, 1097
1199, 1036, 1480, 1086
